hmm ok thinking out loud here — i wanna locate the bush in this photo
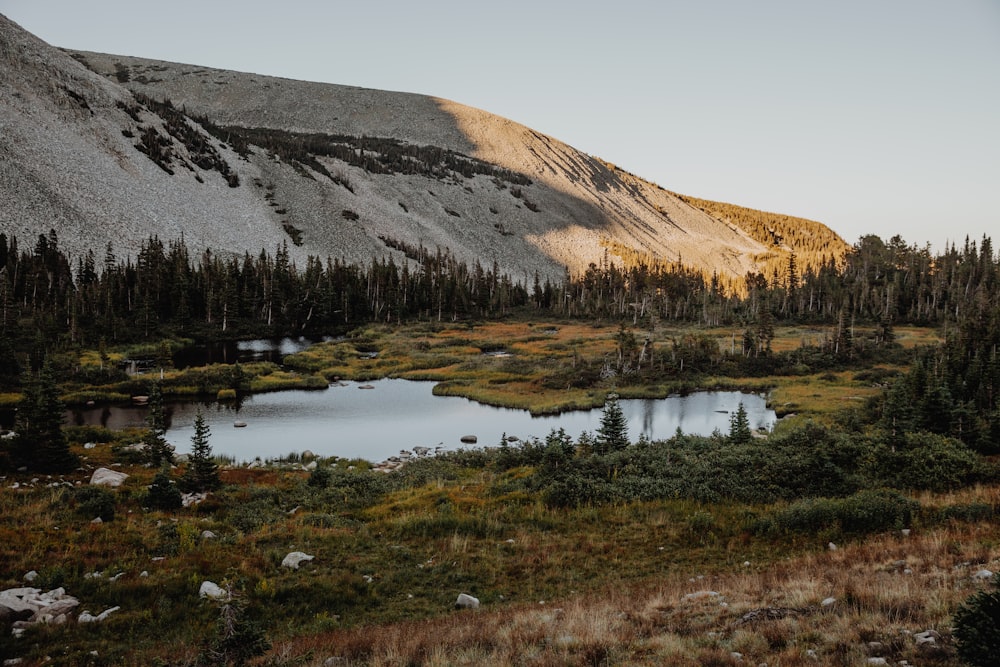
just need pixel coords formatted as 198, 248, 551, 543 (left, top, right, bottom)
146, 466, 182, 510
74, 486, 116, 522
771, 489, 918, 536
953, 575, 1000, 667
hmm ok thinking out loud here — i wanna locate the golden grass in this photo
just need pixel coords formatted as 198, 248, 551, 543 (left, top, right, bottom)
293, 521, 998, 666
279, 320, 942, 420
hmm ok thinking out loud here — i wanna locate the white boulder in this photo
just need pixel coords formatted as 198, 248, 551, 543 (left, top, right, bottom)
455, 593, 480, 609
282, 552, 314, 569
90, 468, 128, 487
199, 581, 229, 601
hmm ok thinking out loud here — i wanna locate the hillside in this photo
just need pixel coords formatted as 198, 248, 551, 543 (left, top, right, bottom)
1, 13, 845, 284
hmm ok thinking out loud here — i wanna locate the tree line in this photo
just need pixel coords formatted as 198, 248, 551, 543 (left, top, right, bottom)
0, 230, 997, 380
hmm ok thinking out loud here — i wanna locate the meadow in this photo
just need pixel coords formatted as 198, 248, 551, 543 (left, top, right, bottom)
3, 320, 997, 666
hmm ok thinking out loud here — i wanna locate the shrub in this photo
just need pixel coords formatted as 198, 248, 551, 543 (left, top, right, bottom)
74, 486, 116, 522
146, 466, 183, 511
772, 489, 917, 536
953, 575, 1000, 667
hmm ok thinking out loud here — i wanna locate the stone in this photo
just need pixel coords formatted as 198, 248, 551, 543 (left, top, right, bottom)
827, 542, 837, 551
866, 659, 887, 666
455, 593, 480, 609
90, 468, 128, 487
201, 530, 217, 540
972, 568, 994, 580
199, 581, 229, 600
79, 606, 120, 623
821, 597, 836, 607
282, 552, 314, 569
23, 571, 37, 583
0, 587, 79, 628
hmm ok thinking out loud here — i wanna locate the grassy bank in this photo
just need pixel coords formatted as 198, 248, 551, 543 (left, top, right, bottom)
283, 320, 930, 418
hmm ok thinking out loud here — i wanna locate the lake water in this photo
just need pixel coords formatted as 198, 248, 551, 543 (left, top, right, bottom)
171, 336, 335, 368
65, 380, 775, 462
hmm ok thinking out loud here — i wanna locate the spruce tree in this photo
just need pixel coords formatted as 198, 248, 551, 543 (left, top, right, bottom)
182, 410, 220, 492
595, 394, 629, 455
12, 361, 77, 473
728, 402, 753, 445
144, 382, 175, 466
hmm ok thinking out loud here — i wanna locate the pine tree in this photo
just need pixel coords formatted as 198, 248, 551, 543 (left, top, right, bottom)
728, 402, 753, 445
182, 410, 220, 492
144, 383, 175, 466
11, 361, 78, 473
595, 394, 629, 454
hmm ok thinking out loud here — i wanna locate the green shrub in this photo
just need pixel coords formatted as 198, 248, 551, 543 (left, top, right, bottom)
74, 486, 116, 522
146, 466, 182, 511
772, 489, 918, 536
953, 575, 1000, 667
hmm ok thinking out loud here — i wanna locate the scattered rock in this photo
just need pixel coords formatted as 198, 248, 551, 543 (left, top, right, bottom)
282, 552, 315, 569
821, 597, 836, 607
455, 593, 480, 609
22, 571, 37, 583
78, 606, 120, 623
199, 581, 229, 601
201, 530, 217, 540
866, 659, 887, 666
90, 467, 128, 487
972, 568, 994, 580
0, 587, 80, 627
827, 542, 837, 551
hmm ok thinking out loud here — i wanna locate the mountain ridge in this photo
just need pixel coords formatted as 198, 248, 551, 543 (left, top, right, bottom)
0, 13, 847, 286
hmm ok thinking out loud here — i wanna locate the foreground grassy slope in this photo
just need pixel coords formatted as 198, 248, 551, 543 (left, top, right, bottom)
1, 438, 997, 666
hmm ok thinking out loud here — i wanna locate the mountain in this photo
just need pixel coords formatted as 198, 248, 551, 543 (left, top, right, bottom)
0, 14, 847, 285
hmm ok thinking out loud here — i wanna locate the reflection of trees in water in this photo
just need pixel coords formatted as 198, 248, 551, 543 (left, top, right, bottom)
640, 399, 656, 437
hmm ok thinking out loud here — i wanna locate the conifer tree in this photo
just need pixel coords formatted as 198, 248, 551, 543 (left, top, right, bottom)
595, 393, 629, 454
728, 402, 753, 445
12, 361, 77, 473
182, 410, 220, 492
144, 382, 175, 466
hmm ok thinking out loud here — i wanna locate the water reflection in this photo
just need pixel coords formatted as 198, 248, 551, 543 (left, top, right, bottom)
64, 379, 774, 463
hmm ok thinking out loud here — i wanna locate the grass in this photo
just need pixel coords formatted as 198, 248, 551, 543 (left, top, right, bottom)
2, 438, 993, 665
281, 319, 934, 419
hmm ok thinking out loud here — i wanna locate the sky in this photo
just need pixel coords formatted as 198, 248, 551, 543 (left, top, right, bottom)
3, 0, 998, 253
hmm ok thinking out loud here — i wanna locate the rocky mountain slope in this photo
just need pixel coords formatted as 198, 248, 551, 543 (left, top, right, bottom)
1, 13, 845, 283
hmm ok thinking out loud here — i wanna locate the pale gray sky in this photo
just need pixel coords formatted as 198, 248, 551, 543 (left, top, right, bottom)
3, 0, 998, 252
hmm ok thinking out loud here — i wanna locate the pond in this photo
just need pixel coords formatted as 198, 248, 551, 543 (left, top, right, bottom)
171, 336, 335, 369
64, 380, 775, 463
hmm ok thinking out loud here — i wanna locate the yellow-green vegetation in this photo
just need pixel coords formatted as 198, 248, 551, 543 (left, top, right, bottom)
284, 320, 939, 419
54, 341, 330, 405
